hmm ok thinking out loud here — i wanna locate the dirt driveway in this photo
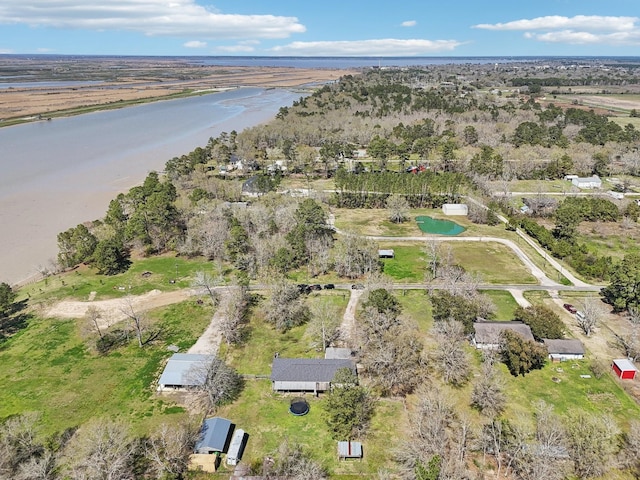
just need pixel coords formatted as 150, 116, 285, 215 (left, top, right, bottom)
44, 289, 191, 329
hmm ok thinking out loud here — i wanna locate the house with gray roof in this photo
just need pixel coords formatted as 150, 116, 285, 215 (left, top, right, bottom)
571, 175, 601, 189
270, 358, 356, 393
473, 322, 534, 350
543, 339, 585, 361
157, 353, 213, 391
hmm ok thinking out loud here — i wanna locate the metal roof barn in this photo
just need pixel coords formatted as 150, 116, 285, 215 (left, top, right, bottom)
194, 417, 233, 454
158, 353, 213, 390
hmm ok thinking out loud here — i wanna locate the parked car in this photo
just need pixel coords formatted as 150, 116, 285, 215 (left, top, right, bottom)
309, 284, 322, 291
323, 284, 335, 290
351, 283, 365, 290
563, 303, 577, 314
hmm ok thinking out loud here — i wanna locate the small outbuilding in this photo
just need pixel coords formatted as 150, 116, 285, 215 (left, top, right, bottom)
338, 441, 363, 460
271, 358, 356, 393
194, 417, 234, 454
378, 249, 395, 259
442, 203, 468, 216
473, 322, 534, 350
157, 353, 213, 391
226, 429, 247, 466
612, 359, 638, 380
543, 339, 585, 362
571, 175, 601, 189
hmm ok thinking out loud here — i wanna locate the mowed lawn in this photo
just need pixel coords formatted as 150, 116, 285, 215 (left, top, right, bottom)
215, 380, 405, 478
20, 254, 212, 303
379, 242, 537, 284
218, 290, 404, 477
0, 300, 211, 435
502, 360, 640, 428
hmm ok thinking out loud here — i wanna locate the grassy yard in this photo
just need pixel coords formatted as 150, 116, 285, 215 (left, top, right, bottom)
215, 380, 405, 478
379, 241, 537, 285
0, 300, 211, 435
481, 290, 520, 320
502, 359, 640, 428
20, 254, 212, 303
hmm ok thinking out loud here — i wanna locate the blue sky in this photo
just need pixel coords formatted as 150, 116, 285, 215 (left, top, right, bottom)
1, 0, 639, 56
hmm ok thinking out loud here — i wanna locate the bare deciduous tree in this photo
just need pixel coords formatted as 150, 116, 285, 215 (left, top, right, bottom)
306, 300, 341, 351
264, 279, 309, 332
188, 357, 243, 413
146, 420, 200, 479
386, 194, 410, 223
219, 286, 250, 345
192, 270, 223, 305
577, 297, 606, 337
471, 360, 506, 417
263, 440, 327, 479
564, 411, 619, 479
64, 420, 134, 480
84, 306, 104, 339
432, 320, 472, 386
119, 296, 146, 348
0, 413, 44, 479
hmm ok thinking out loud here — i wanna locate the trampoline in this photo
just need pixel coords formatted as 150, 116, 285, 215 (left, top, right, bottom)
289, 398, 310, 416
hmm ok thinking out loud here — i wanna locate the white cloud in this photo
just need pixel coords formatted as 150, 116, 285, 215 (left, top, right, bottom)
216, 44, 257, 53
270, 38, 464, 56
0, 48, 13, 54
183, 40, 206, 48
474, 15, 640, 46
526, 30, 640, 46
401, 20, 417, 27
0, 0, 305, 39
474, 15, 638, 32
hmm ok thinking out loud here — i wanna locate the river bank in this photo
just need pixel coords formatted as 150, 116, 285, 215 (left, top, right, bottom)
0, 56, 354, 126
0, 88, 301, 286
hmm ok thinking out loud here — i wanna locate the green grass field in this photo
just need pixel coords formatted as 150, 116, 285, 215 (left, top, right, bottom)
20, 254, 212, 303
378, 241, 537, 285
481, 290, 520, 320
0, 300, 211, 435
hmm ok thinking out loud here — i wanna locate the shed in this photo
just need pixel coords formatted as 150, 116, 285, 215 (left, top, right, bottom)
442, 203, 468, 216
571, 175, 601, 189
378, 249, 395, 259
270, 358, 356, 393
543, 339, 585, 361
157, 353, 213, 391
473, 322, 534, 350
226, 429, 247, 466
194, 417, 233, 454
325, 347, 353, 360
338, 441, 363, 460
612, 359, 638, 380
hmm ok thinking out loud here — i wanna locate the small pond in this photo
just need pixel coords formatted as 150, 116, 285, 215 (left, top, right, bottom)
415, 216, 466, 235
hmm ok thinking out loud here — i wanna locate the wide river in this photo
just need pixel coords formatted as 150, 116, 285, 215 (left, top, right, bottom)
0, 87, 300, 285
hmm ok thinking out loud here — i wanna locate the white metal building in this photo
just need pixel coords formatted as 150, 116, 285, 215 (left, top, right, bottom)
442, 203, 468, 216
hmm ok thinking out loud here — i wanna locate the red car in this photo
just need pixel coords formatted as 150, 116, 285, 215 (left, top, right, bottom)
563, 303, 577, 314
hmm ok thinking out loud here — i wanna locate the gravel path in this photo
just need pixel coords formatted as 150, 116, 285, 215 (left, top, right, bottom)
188, 289, 232, 355
339, 288, 364, 348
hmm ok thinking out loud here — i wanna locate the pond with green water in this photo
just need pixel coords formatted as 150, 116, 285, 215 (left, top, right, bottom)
415, 216, 466, 235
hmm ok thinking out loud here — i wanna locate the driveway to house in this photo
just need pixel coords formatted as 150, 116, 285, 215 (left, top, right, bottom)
339, 288, 364, 348
188, 288, 233, 355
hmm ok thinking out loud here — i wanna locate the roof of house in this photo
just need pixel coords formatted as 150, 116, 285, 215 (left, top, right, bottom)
158, 353, 213, 387
473, 322, 534, 344
338, 441, 363, 458
194, 417, 233, 453
270, 358, 355, 383
543, 339, 585, 355
613, 358, 638, 372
